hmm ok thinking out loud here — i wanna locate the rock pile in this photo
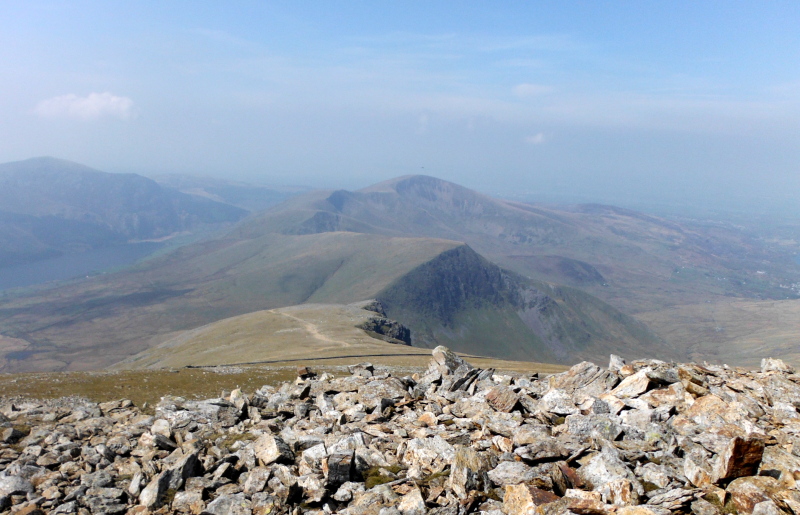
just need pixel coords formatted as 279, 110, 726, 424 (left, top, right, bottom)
2, 348, 800, 514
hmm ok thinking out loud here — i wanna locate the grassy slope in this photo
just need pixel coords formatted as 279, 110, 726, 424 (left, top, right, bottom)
636, 298, 800, 367
2, 174, 797, 371
115, 303, 431, 369
114, 244, 664, 369
0, 233, 461, 372
247, 178, 799, 313
241, 176, 800, 364
416, 306, 553, 361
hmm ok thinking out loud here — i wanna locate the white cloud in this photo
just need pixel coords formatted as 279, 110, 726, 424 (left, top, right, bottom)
513, 83, 553, 97
525, 133, 545, 145
34, 92, 136, 121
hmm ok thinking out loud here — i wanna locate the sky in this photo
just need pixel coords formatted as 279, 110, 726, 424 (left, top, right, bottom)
1, 1, 799, 215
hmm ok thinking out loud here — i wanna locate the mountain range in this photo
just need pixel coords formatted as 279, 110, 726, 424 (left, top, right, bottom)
247, 175, 800, 314
0, 159, 798, 372
0, 157, 248, 268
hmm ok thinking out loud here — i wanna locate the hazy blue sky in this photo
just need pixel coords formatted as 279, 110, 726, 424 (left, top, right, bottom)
1, 2, 798, 213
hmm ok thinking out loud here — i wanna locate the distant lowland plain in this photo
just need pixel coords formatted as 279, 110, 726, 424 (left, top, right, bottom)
0, 156, 799, 376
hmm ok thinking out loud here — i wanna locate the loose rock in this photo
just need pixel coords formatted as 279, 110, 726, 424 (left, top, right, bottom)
1, 347, 799, 514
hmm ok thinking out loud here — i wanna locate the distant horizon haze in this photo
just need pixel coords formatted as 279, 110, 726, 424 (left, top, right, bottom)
1, 2, 798, 217
2, 154, 798, 221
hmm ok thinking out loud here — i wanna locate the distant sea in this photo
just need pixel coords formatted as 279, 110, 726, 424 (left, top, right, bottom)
0, 242, 165, 291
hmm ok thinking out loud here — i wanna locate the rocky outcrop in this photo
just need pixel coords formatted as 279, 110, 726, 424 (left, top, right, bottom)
357, 317, 412, 345
2, 350, 800, 514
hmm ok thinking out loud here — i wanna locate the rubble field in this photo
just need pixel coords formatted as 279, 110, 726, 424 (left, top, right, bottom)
2, 347, 800, 515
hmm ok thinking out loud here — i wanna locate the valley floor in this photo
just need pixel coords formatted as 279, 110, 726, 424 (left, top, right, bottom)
636, 298, 800, 367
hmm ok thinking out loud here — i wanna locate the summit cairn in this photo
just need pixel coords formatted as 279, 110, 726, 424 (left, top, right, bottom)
2, 349, 800, 514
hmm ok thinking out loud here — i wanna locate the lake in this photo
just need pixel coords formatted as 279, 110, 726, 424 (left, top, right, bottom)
0, 242, 165, 291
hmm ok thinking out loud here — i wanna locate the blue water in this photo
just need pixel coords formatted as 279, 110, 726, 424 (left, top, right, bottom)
0, 242, 165, 291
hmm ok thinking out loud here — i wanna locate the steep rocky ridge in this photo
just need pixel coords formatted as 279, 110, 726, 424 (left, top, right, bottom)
376, 246, 665, 364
